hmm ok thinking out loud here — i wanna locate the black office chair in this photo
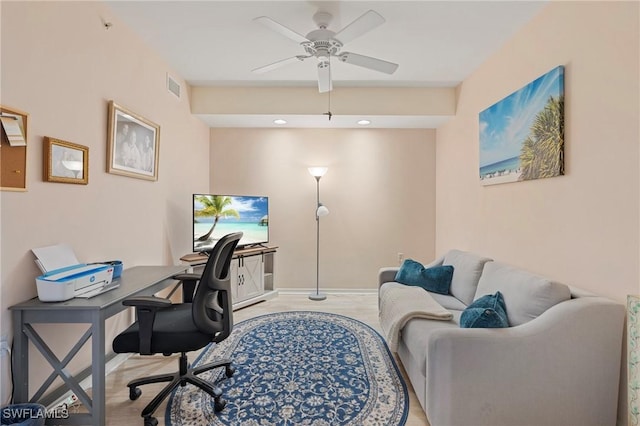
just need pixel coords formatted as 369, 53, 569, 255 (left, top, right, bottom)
112, 232, 242, 426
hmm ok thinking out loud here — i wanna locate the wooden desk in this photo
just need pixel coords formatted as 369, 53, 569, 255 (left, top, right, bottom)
10, 265, 187, 425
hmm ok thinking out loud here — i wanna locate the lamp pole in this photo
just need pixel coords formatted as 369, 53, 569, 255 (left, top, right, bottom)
308, 167, 328, 301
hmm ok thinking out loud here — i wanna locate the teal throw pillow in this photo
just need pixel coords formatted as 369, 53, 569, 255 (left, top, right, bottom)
394, 259, 454, 295
460, 291, 509, 328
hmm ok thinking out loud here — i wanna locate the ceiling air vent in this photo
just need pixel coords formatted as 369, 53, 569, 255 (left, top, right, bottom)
167, 73, 181, 99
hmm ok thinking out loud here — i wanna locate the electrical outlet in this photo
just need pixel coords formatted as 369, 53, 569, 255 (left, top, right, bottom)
397, 252, 404, 265
64, 393, 78, 406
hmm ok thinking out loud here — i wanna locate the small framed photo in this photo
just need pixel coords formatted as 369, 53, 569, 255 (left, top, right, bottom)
107, 101, 160, 181
43, 137, 89, 185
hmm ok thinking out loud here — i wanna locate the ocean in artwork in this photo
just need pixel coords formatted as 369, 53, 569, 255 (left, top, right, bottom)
479, 156, 521, 180
479, 66, 564, 186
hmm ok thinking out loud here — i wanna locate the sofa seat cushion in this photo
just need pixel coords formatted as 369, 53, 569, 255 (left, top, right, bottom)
400, 311, 462, 377
474, 261, 571, 326
379, 282, 454, 352
443, 250, 493, 305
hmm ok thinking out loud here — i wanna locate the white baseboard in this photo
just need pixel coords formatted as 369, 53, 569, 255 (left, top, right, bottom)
278, 288, 378, 295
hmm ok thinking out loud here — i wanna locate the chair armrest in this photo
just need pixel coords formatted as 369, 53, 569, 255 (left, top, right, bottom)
123, 296, 172, 308
425, 297, 625, 425
122, 296, 172, 355
172, 273, 201, 303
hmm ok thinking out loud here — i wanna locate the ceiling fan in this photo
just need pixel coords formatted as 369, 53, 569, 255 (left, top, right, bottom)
252, 10, 399, 93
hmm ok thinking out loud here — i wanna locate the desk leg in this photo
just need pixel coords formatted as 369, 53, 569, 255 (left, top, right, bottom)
11, 309, 29, 403
91, 311, 106, 426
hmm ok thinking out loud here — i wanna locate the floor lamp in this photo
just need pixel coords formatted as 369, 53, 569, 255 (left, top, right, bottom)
309, 167, 329, 301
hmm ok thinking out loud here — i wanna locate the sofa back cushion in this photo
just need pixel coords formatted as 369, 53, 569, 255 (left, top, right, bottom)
443, 250, 493, 305
474, 261, 571, 326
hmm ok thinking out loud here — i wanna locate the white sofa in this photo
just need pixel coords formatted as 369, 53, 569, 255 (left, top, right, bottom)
378, 250, 626, 426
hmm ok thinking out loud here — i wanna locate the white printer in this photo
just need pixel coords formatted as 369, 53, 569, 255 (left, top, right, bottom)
32, 243, 116, 302
35, 263, 114, 302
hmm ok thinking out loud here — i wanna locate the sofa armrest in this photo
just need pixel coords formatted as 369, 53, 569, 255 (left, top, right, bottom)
425, 297, 625, 426
378, 267, 399, 288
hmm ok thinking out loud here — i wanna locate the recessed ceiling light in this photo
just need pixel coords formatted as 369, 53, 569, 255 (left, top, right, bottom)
357, 119, 371, 126
273, 119, 287, 125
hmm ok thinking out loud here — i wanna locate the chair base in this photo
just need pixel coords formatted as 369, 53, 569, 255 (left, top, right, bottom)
127, 352, 235, 424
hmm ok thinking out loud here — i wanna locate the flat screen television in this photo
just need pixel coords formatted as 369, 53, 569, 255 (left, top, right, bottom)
193, 194, 269, 252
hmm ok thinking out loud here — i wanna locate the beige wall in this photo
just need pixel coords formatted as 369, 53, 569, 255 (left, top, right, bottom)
210, 128, 436, 290
0, 2, 210, 402
436, 5, 638, 422
436, 1, 639, 304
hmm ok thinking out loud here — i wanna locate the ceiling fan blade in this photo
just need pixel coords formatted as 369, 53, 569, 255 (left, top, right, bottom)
333, 10, 385, 45
254, 16, 310, 44
317, 61, 332, 93
252, 56, 304, 74
339, 52, 399, 74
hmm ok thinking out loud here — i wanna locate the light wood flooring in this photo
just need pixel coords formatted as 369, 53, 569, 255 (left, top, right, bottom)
102, 293, 430, 425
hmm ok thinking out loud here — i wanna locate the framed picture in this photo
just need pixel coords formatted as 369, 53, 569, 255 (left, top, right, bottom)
1, 104, 29, 191
43, 137, 89, 185
107, 101, 160, 181
479, 65, 564, 186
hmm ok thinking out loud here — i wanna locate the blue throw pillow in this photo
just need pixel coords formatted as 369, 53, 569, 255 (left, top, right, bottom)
460, 291, 509, 328
394, 259, 454, 295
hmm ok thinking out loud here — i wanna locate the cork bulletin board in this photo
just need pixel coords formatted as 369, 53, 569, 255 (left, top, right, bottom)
0, 105, 28, 191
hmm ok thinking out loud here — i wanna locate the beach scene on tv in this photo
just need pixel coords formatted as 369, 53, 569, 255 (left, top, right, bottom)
193, 195, 269, 252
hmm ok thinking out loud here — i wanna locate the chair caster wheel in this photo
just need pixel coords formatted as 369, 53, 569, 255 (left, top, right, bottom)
129, 387, 142, 400
225, 365, 235, 378
214, 398, 227, 412
144, 416, 158, 426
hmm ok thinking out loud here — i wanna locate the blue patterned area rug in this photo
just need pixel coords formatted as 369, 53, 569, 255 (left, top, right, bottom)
166, 311, 408, 425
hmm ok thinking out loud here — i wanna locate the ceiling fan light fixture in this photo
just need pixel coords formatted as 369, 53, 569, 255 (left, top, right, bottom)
253, 9, 398, 93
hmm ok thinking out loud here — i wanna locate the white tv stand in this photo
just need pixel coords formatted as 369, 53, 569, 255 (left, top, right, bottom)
180, 246, 278, 310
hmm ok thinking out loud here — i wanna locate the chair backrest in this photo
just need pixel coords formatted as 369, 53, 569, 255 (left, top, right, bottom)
192, 232, 242, 343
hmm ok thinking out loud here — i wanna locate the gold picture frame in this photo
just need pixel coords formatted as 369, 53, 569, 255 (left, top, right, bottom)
43, 137, 89, 185
107, 101, 160, 181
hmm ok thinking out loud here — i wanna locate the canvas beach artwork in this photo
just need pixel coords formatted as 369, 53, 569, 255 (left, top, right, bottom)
479, 66, 564, 186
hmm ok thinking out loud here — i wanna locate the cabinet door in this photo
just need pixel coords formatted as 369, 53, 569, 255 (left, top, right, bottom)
238, 255, 264, 301
229, 258, 240, 302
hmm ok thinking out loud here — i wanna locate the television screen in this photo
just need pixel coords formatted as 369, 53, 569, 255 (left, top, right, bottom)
193, 194, 269, 252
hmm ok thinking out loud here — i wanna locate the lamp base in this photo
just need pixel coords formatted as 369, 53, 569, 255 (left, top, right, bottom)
309, 292, 327, 301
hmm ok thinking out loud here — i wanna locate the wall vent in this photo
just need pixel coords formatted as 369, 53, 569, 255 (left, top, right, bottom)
167, 74, 181, 99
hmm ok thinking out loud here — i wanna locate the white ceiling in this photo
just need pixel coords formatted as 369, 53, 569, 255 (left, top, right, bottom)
105, 1, 547, 128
